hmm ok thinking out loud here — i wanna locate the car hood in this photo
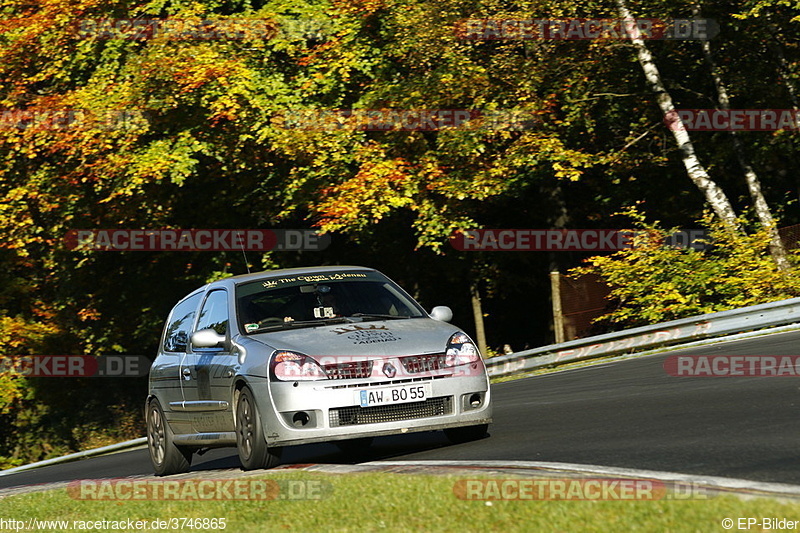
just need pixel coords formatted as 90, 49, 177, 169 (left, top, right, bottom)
247, 318, 461, 357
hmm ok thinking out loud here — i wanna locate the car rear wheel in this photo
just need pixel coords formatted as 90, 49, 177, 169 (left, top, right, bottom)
147, 399, 192, 476
236, 387, 282, 470
444, 423, 489, 444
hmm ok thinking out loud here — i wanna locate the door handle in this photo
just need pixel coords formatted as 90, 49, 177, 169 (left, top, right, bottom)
182, 368, 192, 380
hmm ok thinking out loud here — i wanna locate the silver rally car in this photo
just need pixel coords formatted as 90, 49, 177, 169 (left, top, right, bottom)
146, 266, 492, 475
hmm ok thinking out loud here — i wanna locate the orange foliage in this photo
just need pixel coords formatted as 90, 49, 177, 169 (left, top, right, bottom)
315, 156, 416, 229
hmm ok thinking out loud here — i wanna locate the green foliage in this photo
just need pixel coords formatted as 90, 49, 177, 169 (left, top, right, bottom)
572, 207, 800, 328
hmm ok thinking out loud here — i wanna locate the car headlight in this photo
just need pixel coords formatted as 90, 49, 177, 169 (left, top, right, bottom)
445, 332, 481, 367
270, 351, 327, 381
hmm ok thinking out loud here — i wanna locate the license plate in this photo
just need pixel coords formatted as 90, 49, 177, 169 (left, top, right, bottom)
356, 384, 431, 407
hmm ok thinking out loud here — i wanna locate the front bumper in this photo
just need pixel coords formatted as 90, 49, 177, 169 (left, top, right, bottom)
251, 366, 492, 447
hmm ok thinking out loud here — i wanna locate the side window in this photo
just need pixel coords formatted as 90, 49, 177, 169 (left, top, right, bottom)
195, 290, 229, 337
163, 293, 202, 353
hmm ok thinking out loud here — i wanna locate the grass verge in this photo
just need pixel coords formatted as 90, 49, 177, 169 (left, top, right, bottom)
2, 471, 799, 532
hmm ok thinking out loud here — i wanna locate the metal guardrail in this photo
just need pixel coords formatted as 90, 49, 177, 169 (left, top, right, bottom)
486, 297, 800, 377
0, 437, 147, 476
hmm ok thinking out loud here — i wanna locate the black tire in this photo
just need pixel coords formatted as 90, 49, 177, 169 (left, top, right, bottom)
335, 437, 374, 455
147, 399, 192, 476
236, 387, 282, 470
444, 424, 489, 444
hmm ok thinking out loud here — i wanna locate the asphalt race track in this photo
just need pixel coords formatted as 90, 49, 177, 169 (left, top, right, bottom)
3, 328, 800, 492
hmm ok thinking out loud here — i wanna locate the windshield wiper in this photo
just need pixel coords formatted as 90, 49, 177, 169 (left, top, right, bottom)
251, 317, 351, 333
349, 313, 413, 320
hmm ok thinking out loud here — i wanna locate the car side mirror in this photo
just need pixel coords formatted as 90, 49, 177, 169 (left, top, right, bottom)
430, 306, 453, 322
191, 329, 227, 349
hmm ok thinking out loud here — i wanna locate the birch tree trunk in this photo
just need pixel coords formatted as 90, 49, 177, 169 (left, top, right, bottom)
693, 5, 791, 271
615, 0, 739, 229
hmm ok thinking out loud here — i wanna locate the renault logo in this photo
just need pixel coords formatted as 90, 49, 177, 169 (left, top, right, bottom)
382, 362, 396, 378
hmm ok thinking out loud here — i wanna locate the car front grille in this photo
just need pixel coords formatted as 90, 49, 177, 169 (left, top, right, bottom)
329, 396, 453, 427
400, 353, 447, 373
323, 360, 374, 380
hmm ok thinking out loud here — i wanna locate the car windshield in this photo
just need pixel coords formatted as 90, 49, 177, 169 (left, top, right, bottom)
235, 271, 427, 333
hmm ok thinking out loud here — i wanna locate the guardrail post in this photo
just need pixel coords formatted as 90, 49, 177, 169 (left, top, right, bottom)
470, 281, 488, 356
551, 271, 565, 344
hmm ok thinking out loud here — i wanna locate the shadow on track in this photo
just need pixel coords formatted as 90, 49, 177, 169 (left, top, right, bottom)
190, 430, 473, 472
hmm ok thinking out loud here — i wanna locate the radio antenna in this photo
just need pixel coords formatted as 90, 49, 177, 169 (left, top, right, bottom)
237, 231, 251, 274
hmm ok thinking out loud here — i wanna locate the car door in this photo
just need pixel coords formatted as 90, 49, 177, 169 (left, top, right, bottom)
151, 292, 203, 436
182, 288, 237, 433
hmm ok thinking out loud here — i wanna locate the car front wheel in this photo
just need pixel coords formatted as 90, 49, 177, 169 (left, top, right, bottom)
236, 387, 282, 470
147, 399, 192, 476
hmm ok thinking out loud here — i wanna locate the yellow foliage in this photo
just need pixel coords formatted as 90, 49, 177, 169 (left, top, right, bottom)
0, 314, 61, 414
572, 209, 800, 328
